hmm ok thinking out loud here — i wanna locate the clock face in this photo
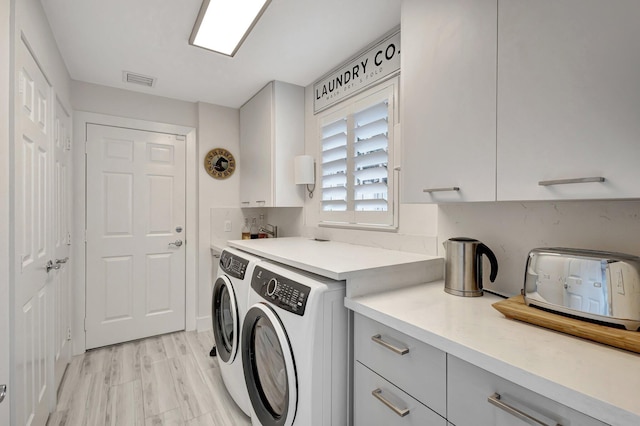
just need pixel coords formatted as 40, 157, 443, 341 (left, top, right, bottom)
204, 148, 236, 179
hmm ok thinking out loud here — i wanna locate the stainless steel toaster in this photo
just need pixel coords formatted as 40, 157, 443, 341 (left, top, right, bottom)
523, 248, 640, 331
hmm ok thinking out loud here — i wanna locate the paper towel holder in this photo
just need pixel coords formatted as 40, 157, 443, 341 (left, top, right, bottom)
294, 155, 315, 198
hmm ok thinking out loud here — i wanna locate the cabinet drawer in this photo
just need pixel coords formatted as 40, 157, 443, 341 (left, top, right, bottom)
354, 314, 446, 416
355, 362, 446, 426
447, 355, 606, 426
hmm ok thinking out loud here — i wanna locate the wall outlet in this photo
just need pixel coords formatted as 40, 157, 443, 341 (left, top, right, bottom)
224, 220, 232, 232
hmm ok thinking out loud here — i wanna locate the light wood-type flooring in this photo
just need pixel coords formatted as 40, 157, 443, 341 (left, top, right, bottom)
47, 330, 252, 426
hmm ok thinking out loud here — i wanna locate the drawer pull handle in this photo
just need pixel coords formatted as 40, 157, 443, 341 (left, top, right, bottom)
423, 187, 460, 193
372, 388, 410, 417
538, 176, 605, 186
371, 334, 409, 355
488, 393, 561, 426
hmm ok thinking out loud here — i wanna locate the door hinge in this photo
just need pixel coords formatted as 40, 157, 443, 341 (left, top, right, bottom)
18, 74, 24, 95
83, 318, 87, 331
65, 137, 72, 151
66, 232, 72, 246
67, 328, 72, 341
84, 229, 87, 243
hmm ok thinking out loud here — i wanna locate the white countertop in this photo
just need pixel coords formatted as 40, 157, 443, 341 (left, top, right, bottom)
345, 281, 640, 426
226, 237, 440, 281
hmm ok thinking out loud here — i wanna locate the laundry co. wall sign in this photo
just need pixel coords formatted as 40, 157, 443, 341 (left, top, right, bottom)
313, 29, 400, 114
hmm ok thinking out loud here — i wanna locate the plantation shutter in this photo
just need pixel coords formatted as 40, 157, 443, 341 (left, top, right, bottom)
353, 100, 389, 212
319, 80, 397, 228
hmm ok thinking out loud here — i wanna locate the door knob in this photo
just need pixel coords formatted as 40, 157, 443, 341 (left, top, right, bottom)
55, 257, 69, 265
169, 240, 183, 247
0, 384, 6, 403
45, 260, 61, 272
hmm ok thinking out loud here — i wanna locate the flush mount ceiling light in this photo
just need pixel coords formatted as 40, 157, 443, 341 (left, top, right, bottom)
189, 0, 272, 57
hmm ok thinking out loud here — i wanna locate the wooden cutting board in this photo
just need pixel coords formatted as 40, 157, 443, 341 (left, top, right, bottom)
492, 295, 640, 354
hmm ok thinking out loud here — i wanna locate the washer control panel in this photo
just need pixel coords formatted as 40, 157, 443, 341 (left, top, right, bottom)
219, 251, 249, 280
252, 266, 310, 316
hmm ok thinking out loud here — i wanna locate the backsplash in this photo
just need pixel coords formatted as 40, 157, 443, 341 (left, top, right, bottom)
438, 200, 640, 296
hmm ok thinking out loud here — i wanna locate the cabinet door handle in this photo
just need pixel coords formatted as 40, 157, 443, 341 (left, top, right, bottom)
538, 176, 605, 186
0, 384, 6, 404
240, 201, 250, 205
371, 388, 410, 417
371, 334, 409, 355
423, 187, 460, 193
487, 393, 561, 426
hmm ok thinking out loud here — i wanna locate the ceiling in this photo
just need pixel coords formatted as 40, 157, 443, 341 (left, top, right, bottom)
41, 0, 401, 109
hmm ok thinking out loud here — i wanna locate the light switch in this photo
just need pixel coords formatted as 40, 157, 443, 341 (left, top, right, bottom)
224, 220, 232, 232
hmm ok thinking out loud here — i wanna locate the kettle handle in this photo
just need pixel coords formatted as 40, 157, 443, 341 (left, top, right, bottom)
477, 243, 499, 283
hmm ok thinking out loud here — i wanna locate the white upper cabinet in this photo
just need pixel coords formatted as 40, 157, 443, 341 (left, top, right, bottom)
497, 0, 640, 201
239, 81, 305, 207
401, 0, 497, 203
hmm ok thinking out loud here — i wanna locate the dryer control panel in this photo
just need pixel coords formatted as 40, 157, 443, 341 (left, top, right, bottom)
219, 250, 249, 280
252, 266, 309, 316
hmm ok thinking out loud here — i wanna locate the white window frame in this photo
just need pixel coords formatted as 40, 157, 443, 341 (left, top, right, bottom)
317, 77, 400, 231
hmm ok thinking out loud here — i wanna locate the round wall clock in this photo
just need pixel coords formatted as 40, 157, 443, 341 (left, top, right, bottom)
204, 148, 236, 179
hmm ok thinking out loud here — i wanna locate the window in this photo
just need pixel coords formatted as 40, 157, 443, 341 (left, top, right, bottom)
318, 79, 398, 229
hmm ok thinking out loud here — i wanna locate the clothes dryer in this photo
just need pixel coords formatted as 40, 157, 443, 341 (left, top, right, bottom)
242, 262, 348, 426
212, 247, 262, 416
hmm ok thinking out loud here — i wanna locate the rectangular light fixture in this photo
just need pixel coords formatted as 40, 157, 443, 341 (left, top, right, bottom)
189, 0, 272, 57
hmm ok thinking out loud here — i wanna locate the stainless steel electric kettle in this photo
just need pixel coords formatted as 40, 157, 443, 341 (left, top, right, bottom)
443, 237, 498, 297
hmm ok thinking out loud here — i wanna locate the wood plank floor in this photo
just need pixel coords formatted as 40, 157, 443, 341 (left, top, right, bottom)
47, 330, 252, 426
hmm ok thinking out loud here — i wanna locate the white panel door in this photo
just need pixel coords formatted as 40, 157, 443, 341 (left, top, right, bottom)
14, 40, 53, 426
86, 124, 186, 349
52, 97, 72, 389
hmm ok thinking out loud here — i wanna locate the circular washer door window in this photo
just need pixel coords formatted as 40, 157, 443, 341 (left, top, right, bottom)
204, 148, 236, 179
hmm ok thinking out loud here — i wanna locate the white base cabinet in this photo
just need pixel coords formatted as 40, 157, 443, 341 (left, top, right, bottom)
352, 313, 606, 426
447, 355, 606, 426
355, 362, 446, 426
239, 81, 305, 207
354, 315, 446, 424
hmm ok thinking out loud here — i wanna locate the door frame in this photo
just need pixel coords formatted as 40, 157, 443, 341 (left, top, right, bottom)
72, 111, 197, 354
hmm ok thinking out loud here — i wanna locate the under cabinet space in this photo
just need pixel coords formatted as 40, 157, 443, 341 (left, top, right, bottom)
354, 314, 447, 417
447, 355, 606, 426
355, 362, 447, 426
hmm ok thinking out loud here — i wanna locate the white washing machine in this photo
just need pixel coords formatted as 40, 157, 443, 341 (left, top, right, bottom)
241, 262, 348, 426
212, 247, 262, 417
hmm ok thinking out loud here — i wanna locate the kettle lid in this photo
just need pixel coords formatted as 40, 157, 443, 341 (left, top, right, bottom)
448, 237, 479, 242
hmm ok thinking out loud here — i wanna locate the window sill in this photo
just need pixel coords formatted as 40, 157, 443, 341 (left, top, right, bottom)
318, 221, 398, 233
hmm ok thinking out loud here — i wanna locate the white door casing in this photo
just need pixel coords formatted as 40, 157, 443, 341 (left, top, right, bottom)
85, 124, 186, 349
1, 0, 11, 422
52, 97, 72, 389
14, 38, 53, 426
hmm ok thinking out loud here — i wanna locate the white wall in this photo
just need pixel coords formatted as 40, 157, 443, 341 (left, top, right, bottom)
0, 0, 11, 422
301, 83, 439, 255
16, 0, 71, 105
196, 102, 241, 330
438, 201, 640, 296
71, 80, 197, 128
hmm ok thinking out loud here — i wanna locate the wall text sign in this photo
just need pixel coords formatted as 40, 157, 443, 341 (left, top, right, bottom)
313, 30, 400, 114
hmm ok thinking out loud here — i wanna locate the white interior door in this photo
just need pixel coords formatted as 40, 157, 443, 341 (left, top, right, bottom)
85, 124, 186, 349
14, 39, 53, 426
52, 97, 72, 389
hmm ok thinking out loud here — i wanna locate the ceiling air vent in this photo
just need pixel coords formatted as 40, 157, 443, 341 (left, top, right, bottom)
122, 71, 156, 88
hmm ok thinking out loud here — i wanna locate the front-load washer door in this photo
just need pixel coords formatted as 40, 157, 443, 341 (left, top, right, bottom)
212, 275, 239, 363
242, 303, 297, 426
